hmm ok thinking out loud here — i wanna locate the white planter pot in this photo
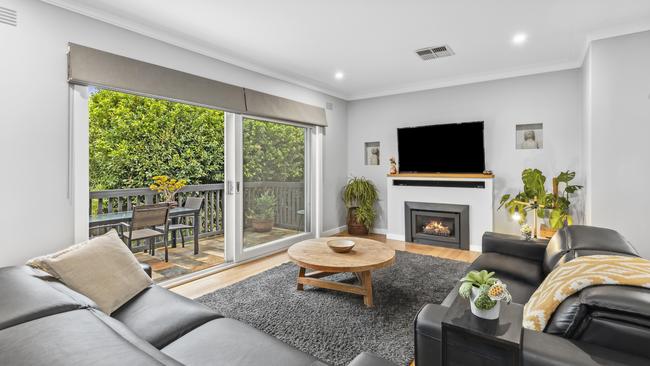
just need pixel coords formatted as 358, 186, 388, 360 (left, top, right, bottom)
469, 286, 500, 320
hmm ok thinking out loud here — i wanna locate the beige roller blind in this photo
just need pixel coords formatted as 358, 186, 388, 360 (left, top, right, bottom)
67, 43, 246, 112
244, 89, 327, 127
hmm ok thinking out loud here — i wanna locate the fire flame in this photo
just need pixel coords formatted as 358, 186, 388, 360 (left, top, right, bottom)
423, 220, 451, 236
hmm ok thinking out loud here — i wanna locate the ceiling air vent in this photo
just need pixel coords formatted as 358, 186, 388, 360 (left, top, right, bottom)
415, 45, 454, 60
0, 6, 17, 27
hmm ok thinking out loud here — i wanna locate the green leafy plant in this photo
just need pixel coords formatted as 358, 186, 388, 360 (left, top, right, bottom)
247, 191, 277, 221
459, 270, 512, 310
342, 177, 379, 230
499, 169, 583, 230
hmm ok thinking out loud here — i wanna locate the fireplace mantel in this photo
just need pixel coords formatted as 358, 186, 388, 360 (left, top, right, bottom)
386, 174, 493, 252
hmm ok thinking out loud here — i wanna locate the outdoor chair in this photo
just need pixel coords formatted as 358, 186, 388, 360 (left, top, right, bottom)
121, 203, 171, 262
158, 196, 203, 248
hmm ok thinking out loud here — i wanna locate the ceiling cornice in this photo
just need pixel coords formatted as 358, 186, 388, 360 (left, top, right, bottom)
346, 60, 582, 100
41, 0, 650, 102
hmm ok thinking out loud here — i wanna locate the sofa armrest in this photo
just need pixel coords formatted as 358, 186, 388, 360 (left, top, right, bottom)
414, 304, 448, 366
482, 232, 548, 262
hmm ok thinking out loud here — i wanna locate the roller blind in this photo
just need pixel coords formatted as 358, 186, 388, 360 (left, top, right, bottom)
244, 89, 327, 127
67, 43, 327, 126
67, 43, 246, 112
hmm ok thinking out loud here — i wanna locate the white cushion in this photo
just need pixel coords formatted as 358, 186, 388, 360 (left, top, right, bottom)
27, 230, 153, 314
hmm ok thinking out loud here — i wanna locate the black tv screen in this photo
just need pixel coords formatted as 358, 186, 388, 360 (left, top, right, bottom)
397, 121, 485, 173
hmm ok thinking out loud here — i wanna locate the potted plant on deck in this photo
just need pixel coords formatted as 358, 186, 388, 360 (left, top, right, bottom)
342, 177, 379, 235
459, 270, 512, 320
149, 175, 187, 207
248, 191, 277, 233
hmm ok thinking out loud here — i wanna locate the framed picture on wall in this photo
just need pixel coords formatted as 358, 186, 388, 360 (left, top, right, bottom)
364, 142, 380, 165
516, 123, 543, 150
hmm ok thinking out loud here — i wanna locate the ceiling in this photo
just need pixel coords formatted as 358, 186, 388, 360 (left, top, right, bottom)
44, 0, 650, 100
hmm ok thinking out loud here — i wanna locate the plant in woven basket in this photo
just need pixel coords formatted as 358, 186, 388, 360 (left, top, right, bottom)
342, 177, 378, 234
149, 175, 187, 203
459, 270, 512, 319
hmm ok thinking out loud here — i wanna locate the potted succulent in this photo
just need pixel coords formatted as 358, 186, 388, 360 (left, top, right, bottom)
459, 270, 512, 320
342, 177, 379, 235
499, 169, 583, 238
149, 175, 187, 207
247, 191, 277, 233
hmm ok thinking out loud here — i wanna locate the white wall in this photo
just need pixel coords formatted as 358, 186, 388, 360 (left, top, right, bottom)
347, 70, 584, 235
584, 31, 650, 258
0, 0, 347, 266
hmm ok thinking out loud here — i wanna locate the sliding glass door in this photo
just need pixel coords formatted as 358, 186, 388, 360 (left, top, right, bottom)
240, 118, 310, 257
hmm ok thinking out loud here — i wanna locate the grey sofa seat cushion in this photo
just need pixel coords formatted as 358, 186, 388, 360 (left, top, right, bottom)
162, 318, 325, 366
112, 285, 222, 349
0, 266, 96, 330
0, 308, 181, 366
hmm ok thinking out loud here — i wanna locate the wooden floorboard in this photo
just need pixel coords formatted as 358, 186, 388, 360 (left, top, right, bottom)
172, 231, 479, 299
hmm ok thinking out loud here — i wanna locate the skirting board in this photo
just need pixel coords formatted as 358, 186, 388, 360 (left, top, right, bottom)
321, 225, 347, 237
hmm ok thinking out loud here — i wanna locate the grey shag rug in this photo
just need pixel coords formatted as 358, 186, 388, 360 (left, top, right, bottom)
196, 251, 468, 366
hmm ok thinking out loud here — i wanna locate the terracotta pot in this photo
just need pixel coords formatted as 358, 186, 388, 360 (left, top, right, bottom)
251, 218, 274, 233
166, 201, 179, 208
470, 286, 500, 320
347, 208, 369, 236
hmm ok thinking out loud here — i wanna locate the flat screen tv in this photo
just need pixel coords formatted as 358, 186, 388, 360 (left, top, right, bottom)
397, 121, 485, 173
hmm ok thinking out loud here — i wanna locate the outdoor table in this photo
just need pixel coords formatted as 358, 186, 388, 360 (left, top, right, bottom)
89, 207, 201, 255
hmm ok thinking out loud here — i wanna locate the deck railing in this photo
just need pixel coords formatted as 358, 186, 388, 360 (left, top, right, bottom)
90, 181, 304, 237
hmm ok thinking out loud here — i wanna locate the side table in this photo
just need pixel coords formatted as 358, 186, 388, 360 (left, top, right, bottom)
441, 294, 523, 365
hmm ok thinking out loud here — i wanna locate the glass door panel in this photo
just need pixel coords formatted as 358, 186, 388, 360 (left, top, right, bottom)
241, 118, 309, 253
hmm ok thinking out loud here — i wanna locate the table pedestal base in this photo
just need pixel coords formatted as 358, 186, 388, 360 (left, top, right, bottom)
296, 267, 374, 307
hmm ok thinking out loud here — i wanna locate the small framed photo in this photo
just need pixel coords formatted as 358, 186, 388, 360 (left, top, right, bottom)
516, 123, 543, 150
364, 142, 380, 165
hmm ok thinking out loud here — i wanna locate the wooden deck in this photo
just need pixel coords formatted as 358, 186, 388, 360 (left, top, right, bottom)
137, 227, 300, 282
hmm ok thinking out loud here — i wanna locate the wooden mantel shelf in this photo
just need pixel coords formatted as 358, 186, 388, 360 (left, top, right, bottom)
387, 172, 495, 179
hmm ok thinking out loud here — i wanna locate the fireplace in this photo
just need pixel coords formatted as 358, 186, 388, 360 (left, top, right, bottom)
404, 201, 469, 250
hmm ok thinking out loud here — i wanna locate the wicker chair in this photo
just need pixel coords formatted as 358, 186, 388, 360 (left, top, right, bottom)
121, 203, 171, 262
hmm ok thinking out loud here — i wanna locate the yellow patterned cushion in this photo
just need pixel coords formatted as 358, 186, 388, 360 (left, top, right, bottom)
523, 255, 650, 331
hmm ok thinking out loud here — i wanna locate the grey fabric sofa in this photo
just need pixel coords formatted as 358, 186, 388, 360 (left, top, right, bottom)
414, 225, 650, 366
0, 265, 394, 366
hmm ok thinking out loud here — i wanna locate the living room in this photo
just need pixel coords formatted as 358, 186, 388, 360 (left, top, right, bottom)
2, 1, 650, 365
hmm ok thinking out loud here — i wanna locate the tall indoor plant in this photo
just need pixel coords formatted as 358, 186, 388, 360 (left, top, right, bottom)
342, 177, 379, 235
499, 169, 582, 237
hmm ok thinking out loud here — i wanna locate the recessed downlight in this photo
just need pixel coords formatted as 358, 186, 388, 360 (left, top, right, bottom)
334, 71, 344, 80
512, 33, 528, 45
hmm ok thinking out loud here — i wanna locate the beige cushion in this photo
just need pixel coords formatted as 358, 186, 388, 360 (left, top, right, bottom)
27, 230, 153, 314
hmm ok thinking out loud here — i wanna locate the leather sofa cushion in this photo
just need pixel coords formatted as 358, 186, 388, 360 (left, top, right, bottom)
162, 318, 326, 366
544, 225, 638, 274
112, 285, 222, 349
0, 308, 181, 365
469, 252, 544, 286
0, 266, 95, 330
522, 328, 650, 366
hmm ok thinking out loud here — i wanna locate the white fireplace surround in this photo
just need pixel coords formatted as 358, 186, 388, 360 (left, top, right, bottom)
386, 175, 494, 252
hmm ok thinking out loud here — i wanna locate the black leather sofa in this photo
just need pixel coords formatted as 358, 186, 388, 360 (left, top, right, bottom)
415, 225, 650, 366
0, 264, 393, 366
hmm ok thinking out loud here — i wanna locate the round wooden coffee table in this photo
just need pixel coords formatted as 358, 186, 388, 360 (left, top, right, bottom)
287, 237, 395, 307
